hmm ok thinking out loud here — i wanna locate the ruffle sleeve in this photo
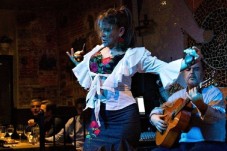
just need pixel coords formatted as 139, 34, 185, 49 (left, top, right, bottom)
159, 59, 182, 89
72, 45, 104, 89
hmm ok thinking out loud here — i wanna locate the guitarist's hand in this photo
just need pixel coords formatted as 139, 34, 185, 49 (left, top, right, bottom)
150, 114, 167, 132
187, 87, 203, 102
187, 87, 208, 115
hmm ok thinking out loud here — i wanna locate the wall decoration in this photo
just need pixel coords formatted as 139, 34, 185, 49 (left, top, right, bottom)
0, 35, 13, 55
0, 10, 16, 56
187, 0, 227, 87
16, 11, 60, 108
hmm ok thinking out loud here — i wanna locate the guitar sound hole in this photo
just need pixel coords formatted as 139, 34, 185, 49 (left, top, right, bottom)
171, 111, 176, 120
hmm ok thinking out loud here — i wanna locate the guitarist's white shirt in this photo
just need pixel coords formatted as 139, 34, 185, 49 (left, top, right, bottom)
166, 85, 226, 142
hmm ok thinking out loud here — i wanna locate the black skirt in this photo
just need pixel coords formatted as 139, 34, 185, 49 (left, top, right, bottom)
83, 103, 141, 151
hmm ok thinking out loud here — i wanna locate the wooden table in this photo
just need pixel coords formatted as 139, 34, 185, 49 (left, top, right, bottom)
0, 141, 75, 151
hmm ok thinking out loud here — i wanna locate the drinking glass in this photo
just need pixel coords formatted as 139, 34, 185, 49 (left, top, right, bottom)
32, 125, 40, 144
16, 124, 24, 142
7, 125, 14, 140
0, 125, 6, 139
24, 126, 32, 143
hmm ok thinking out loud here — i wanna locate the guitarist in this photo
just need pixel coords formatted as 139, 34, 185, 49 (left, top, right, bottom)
149, 53, 226, 151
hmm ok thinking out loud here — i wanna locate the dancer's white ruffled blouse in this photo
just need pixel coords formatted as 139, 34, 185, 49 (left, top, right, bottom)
72, 44, 182, 126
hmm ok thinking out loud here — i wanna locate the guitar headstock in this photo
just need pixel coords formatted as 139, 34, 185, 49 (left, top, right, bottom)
199, 70, 217, 89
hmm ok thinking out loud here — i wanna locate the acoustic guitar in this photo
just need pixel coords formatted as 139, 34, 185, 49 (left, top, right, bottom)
155, 74, 215, 148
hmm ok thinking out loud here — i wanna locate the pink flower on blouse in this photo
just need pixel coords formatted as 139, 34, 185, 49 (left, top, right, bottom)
90, 62, 98, 72
102, 57, 111, 65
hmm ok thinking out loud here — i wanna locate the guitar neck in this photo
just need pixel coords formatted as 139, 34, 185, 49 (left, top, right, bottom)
173, 98, 191, 117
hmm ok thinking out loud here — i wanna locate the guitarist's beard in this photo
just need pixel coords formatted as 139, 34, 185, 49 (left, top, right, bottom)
187, 77, 202, 89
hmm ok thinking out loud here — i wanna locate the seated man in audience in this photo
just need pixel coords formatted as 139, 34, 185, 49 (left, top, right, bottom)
149, 52, 226, 151
40, 99, 63, 137
45, 98, 86, 151
27, 99, 41, 127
